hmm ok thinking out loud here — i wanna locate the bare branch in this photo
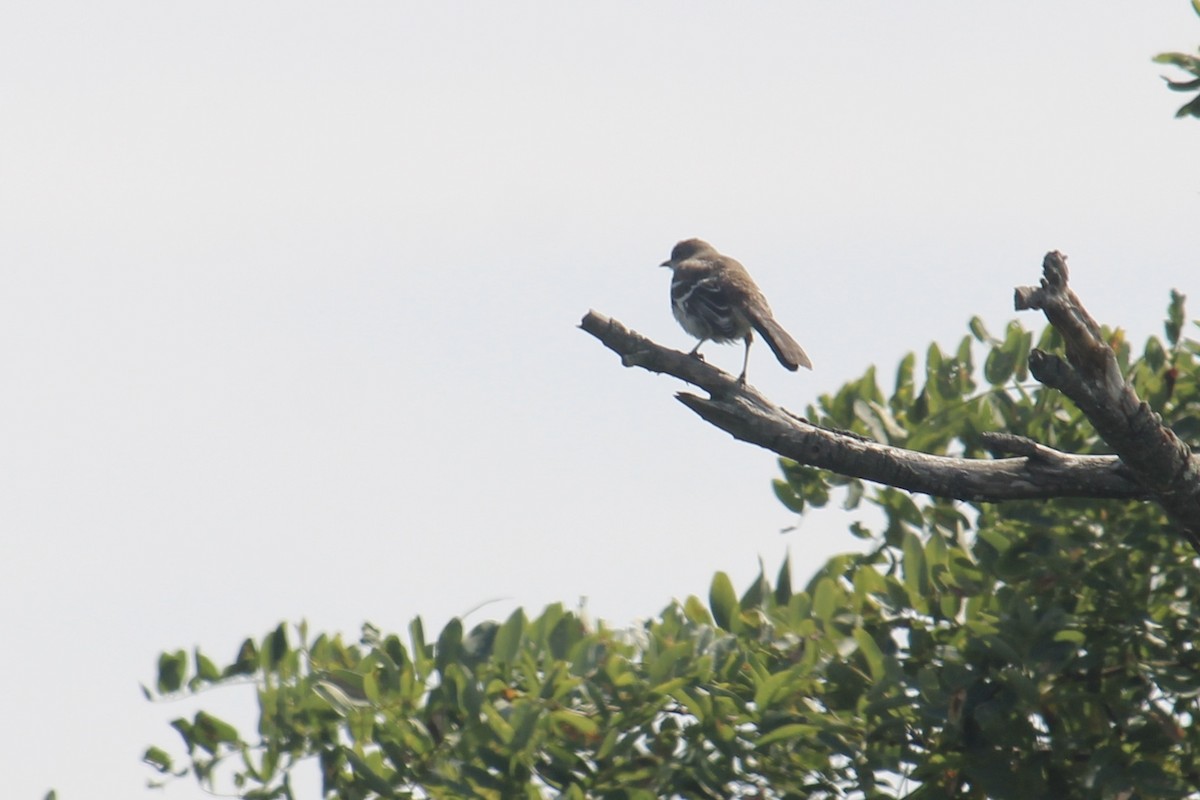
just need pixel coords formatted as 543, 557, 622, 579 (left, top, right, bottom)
1015, 251, 1200, 549
579, 309, 1145, 504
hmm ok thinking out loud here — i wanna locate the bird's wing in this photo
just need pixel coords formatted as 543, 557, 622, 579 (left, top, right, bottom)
673, 272, 743, 339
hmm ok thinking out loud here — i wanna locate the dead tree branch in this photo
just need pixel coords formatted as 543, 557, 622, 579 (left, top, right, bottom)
1015, 251, 1200, 549
579, 311, 1143, 502
581, 250, 1200, 552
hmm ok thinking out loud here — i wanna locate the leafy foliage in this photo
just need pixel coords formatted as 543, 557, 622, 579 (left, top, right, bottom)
146, 295, 1200, 798
1154, 0, 1200, 118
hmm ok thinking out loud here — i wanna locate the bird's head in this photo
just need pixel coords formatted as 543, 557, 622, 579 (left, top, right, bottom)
660, 238, 715, 268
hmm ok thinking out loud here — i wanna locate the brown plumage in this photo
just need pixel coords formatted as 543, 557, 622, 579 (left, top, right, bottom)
660, 238, 811, 382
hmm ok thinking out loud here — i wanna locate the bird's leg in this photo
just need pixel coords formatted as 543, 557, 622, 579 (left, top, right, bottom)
688, 340, 707, 361
737, 336, 752, 384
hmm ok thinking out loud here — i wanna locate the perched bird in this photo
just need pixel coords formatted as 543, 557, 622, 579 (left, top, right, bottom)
660, 238, 811, 383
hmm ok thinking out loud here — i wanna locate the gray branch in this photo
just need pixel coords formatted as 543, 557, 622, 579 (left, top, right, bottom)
579, 310, 1144, 503
581, 249, 1200, 552
1015, 251, 1200, 550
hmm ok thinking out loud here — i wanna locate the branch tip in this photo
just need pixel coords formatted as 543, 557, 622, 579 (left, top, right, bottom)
1042, 251, 1069, 288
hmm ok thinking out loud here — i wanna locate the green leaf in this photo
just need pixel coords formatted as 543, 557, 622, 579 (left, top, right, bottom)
1166, 76, 1200, 91
923, 343, 945, 413
156, 650, 187, 694
647, 640, 689, 685
1144, 335, 1167, 372
893, 351, 916, 411
550, 709, 599, 739
169, 717, 194, 752
343, 747, 395, 797
848, 520, 873, 539
853, 628, 887, 681
509, 701, 541, 753
263, 623, 289, 671
777, 461, 832, 511
772, 478, 806, 513
143, 746, 174, 773
753, 666, 799, 708
1166, 290, 1186, 347
842, 479, 865, 511
902, 533, 930, 612
493, 608, 526, 666
1175, 93, 1200, 118
192, 711, 241, 755
547, 613, 579, 659
407, 616, 432, 679
670, 686, 712, 723
709, 572, 739, 631
983, 345, 1015, 386
740, 561, 768, 609
682, 594, 713, 625
774, 554, 793, 605
755, 722, 821, 747
481, 699, 515, 743
811, 577, 838, 622
435, 618, 464, 672
224, 638, 257, 677
361, 670, 380, 703
193, 648, 221, 683
1154, 51, 1200, 70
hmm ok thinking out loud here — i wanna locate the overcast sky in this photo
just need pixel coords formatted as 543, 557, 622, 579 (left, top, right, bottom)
3, 2, 1198, 797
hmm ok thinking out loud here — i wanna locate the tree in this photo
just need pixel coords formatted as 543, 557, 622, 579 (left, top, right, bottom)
145, 251, 1200, 798
143, 15, 1200, 793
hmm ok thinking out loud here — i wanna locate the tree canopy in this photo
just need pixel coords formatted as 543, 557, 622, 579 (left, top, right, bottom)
145, 286, 1200, 798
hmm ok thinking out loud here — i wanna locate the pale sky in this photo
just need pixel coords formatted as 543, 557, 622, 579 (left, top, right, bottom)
3, 2, 1198, 798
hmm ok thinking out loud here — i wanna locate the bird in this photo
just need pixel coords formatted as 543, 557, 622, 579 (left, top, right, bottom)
660, 238, 811, 383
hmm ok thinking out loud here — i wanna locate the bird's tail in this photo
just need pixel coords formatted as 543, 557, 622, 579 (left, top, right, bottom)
750, 313, 812, 371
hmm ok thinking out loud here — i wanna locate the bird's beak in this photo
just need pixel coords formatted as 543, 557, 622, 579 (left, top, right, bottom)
659, 260, 672, 268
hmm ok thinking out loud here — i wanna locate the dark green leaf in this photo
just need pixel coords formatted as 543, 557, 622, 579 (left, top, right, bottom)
156, 650, 187, 694
772, 478, 806, 513
774, 554, 793, 605
740, 562, 768, 609
1166, 290, 1186, 346
224, 638, 257, 677
263, 623, 289, 671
